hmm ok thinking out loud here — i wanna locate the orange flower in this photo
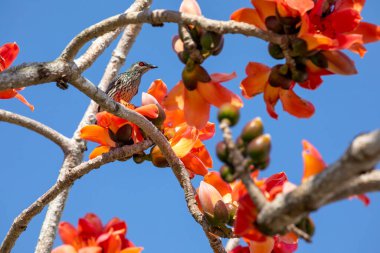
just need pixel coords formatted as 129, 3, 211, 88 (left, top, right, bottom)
147, 79, 215, 176
80, 103, 158, 159
196, 172, 237, 225
52, 213, 143, 253
241, 62, 315, 119
164, 73, 243, 129
0, 42, 34, 111
151, 122, 214, 177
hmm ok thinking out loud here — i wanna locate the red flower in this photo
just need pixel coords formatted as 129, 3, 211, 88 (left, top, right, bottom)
234, 172, 289, 241
52, 213, 143, 253
0, 42, 34, 111
164, 72, 243, 129
240, 62, 315, 119
80, 102, 158, 159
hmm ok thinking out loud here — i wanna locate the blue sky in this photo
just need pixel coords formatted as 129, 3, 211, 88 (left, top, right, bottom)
1, 0, 379, 252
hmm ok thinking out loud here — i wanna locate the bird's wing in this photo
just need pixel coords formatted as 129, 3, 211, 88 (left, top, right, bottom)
105, 73, 124, 94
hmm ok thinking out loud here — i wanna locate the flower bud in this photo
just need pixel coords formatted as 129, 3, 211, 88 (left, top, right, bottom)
115, 124, 133, 144
216, 141, 229, 163
253, 157, 270, 170
265, 16, 284, 34
150, 145, 169, 168
268, 43, 284, 59
291, 68, 309, 83
200, 31, 223, 51
296, 216, 315, 237
182, 63, 211, 91
218, 104, 240, 126
268, 64, 292, 89
290, 38, 308, 57
220, 165, 235, 183
133, 152, 146, 164
247, 134, 271, 162
309, 52, 328, 69
241, 117, 264, 143
212, 200, 229, 225
212, 36, 224, 56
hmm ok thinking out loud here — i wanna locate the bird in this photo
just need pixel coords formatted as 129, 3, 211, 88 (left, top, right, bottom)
105, 61, 158, 104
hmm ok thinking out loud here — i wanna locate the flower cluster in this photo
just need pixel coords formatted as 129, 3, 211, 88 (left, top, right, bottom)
232, 0, 380, 118
169, 0, 243, 129
52, 213, 143, 253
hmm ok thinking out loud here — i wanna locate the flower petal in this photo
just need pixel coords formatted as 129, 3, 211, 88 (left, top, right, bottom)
263, 85, 280, 119
58, 222, 78, 245
0, 89, 18, 99
302, 140, 326, 181
164, 82, 185, 110
285, 0, 314, 15
279, 89, 315, 118
80, 125, 116, 147
179, 0, 202, 16
52, 245, 78, 253
147, 79, 168, 105
89, 146, 112, 159
181, 153, 209, 176
197, 81, 243, 108
120, 247, 144, 253
210, 72, 237, 83
241, 62, 271, 97
204, 172, 232, 197
248, 237, 275, 253
15, 93, 34, 111
135, 104, 159, 119
352, 22, 380, 44
231, 8, 266, 30
78, 247, 103, 253
184, 89, 210, 129
323, 50, 357, 75
0, 42, 19, 71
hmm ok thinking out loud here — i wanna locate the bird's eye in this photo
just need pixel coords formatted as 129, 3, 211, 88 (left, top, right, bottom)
138, 62, 145, 67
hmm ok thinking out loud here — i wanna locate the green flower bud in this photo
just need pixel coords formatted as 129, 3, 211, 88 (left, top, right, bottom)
220, 165, 235, 183
291, 38, 308, 57
253, 157, 270, 170
216, 141, 229, 163
212, 36, 224, 56
218, 104, 240, 126
241, 117, 264, 143
247, 134, 271, 162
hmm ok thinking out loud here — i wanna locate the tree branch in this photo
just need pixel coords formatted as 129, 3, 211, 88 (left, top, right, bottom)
59, 9, 276, 62
0, 109, 72, 153
0, 140, 153, 253
75, 0, 152, 72
256, 129, 380, 235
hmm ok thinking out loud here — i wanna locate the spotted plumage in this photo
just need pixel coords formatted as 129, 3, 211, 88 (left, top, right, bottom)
105, 61, 157, 103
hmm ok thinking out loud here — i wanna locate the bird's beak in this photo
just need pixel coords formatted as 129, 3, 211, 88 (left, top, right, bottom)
149, 64, 158, 69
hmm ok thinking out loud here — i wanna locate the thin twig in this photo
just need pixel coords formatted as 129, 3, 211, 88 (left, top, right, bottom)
0, 109, 72, 153
219, 119, 267, 211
